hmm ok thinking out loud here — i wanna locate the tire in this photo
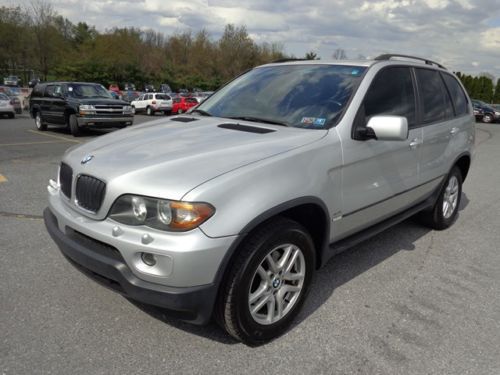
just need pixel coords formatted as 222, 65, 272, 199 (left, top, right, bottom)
178, 109, 184, 114
482, 114, 493, 123
34, 111, 47, 130
146, 106, 153, 116
164, 110, 172, 116
216, 217, 315, 345
419, 166, 462, 230
69, 114, 81, 137
8, 113, 15, 119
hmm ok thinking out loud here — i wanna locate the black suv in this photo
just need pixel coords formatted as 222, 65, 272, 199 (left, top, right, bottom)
29, 82, 134, 136
472, 99, 499, 123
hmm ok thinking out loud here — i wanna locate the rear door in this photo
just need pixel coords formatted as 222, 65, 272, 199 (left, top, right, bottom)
415, 68, 458, 186
338, 66, 421, 238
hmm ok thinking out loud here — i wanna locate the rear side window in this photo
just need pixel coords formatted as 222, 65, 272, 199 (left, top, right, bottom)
362, 67, 416, 127
45, 85, 56, 97
442, 73, 468, 116
415, 69, 453, 124
32, 84, 45, 97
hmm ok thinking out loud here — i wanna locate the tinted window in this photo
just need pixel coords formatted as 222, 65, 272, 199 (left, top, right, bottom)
32, 84, 45, 97
442, 73, 468, 116
155, 94, 170, 100
415, 69, 452, 124
362, 67, 416, 127
198, 64, 367, 129
0, 93, 9, 100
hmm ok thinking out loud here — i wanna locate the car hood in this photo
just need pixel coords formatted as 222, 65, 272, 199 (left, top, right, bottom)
68, 98, 129, 106
63, 116, 327, 207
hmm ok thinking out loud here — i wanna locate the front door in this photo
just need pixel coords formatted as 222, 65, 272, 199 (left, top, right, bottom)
336, 66, 421, 240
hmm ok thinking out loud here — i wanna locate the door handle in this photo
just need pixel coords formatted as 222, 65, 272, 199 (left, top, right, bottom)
450, 127, 459, 136
409, 138, 422, 149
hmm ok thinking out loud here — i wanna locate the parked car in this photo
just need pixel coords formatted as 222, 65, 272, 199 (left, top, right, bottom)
131, 93, 172, 115
3, 75, 21, 86
29, 82, 134, 136
159, 84, 172, 94
0, 92, 15, 118
43, 54, 474, 344
472, 99, 499, 123
123, 82, 136, 91
121, 90, 141, 103
28, 77, 41, 88
0, 86, 22, 114
172, 96, 198, 114
108, 84, 123, 98
144, 84, 155, 92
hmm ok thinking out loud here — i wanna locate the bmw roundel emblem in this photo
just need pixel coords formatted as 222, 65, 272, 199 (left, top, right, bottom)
81, 155, 94, 165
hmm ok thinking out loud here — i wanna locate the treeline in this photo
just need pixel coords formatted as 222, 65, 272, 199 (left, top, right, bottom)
455, 72, 500, 103
0, 3, 286, 90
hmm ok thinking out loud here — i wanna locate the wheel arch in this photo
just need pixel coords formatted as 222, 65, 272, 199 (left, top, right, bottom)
212, 196, 330, 291
454, 152, 471, 182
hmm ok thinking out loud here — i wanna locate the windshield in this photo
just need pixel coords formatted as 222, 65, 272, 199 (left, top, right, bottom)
197, 64, 366, 129
67, 84, 112, 99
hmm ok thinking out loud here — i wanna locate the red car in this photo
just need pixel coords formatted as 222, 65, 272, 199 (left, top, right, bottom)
108, 84, 123, 97
172, 97, 199, 114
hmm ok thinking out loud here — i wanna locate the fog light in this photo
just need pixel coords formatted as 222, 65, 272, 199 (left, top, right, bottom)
141, 252, 156, 266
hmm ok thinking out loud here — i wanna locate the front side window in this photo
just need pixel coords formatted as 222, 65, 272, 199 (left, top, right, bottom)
415, 69, 453, 124
361, 67, 416, 127
197, 64, 366, 129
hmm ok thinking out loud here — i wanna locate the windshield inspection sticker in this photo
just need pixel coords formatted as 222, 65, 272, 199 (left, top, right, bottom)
301, 117, 326, 127
313, 118, 326, 126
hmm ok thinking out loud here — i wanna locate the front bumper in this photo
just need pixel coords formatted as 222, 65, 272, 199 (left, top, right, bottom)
77, 115, 134, 126
44, 208, 218, 324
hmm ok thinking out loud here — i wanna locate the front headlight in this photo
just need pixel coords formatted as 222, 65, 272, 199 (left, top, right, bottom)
123, 105, 134, 114
109, 195, 215, 231
495, 111, 500, 116
79, 104, 96, 115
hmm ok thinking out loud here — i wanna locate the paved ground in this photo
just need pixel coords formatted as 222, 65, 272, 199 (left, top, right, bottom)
1, 114, 499, 375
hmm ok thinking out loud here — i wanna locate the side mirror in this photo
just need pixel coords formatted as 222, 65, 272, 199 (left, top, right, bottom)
366, 115, 408, 141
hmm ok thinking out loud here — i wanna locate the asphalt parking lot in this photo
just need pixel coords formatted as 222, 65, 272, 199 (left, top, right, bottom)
1, 114, 499, 374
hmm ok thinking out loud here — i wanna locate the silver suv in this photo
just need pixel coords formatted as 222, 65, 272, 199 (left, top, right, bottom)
44, 54, 475, 344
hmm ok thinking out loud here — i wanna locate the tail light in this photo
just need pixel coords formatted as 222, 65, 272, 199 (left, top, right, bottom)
152, 100, 156, 104
10, 100, 14, 105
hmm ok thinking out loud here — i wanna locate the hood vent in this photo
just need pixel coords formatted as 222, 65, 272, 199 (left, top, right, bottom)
218, 123, 275, 134
171, 117, 198, 123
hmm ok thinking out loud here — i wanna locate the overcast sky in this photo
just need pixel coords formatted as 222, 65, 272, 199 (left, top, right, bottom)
5, 0, 500, 78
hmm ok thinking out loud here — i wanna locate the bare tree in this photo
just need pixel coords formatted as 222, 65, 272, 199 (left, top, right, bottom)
332, 48, 347, 60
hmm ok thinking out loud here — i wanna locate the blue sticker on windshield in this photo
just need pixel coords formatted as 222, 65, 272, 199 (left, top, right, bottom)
351, 69, 361, 76
313, 118, 326, 126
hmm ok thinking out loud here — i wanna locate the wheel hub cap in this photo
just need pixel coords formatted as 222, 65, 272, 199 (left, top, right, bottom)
248, 244, 306, 325
442, 175, 459, 219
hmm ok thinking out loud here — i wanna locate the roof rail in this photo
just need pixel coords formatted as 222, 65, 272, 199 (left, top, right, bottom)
374, 54, 446, 69
271, 58, 308, 63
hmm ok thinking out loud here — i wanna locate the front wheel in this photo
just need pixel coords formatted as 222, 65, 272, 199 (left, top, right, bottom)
34, 112, 47, 131
482, 114, 493, 123
216, 217, 315, 345
419, 166, 462, 230
69, 114, 81, 137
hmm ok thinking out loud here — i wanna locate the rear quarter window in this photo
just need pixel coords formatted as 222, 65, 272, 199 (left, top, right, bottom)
441, 73, 469, 116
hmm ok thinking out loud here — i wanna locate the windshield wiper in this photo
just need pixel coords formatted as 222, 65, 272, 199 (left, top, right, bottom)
227, 116, 289, 127
191, 109, 212, 116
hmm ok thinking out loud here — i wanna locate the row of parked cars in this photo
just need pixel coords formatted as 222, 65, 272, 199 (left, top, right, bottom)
25, 81, 211, 135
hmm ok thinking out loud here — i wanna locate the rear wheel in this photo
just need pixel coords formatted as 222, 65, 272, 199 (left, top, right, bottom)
178, 109, 184, 114
69, 114, 81, 137
8, 112, 15, 119
146, 106, 153, 116
419, 166, 462, 230
34, 111, 47, 131
216, 217, 315, 345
